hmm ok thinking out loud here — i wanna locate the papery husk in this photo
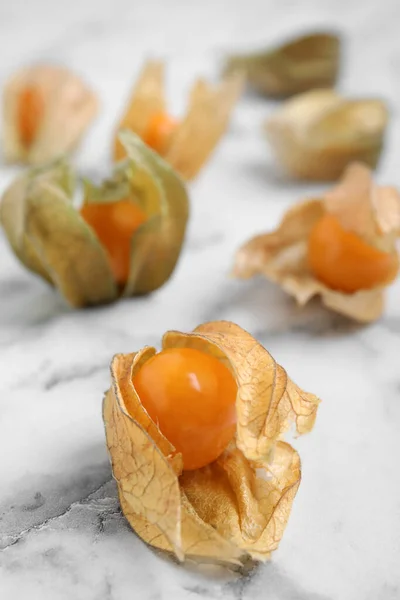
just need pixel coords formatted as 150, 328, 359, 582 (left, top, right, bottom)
233, 164, 400, 322
114, 61, 165, 162
0, 160, 73, 283
103, 321, 320, 566
1, 132, 189, 307
114, 60, 243, 180
165, 74, 244, 180
3, 65, 98, 165
266, 89, 388, 180
225, 31, 340, 97
0, 159, 118, 307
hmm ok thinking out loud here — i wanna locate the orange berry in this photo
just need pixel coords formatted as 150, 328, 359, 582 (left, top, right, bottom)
132, 347, 237, 470
143, 111, 179, 155
308, 214, 399, 293
18, 86, 44, 148
80, 199, 146, 285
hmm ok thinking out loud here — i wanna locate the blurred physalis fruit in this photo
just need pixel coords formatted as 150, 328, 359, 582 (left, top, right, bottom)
142, 111, 180, 155
3, 64, 98, 165
1, 131, 189, 307
113, 61, 243, 180
225, 31, 341, 97
266, 89, 388, 180
233, 163, 400, 322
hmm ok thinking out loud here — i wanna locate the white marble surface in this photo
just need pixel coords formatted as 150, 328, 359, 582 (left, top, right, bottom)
1, 0, 400, 599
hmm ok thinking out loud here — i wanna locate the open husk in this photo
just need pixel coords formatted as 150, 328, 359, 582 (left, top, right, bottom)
103, 321, 320, 567
225, 31, 340, 97
114, 60, 243, 180
266, 89, 388, 180
0, 131, 189, 307
233, 163, 400, 322
3, 64, 98, 165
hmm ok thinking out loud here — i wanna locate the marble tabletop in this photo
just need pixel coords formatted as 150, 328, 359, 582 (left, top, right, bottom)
1, 0, 400, 598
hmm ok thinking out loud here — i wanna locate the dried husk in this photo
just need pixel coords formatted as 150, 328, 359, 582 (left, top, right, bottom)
103, 321, 320, 566
3, 64, 98, 165
266, 89, 388, 180
165, 75, 244, 180
1, 132, 189, 307
225, 31, 341, 97
114, 60, 243, 180
114, 61, 166, 162
233, 163, 400, 322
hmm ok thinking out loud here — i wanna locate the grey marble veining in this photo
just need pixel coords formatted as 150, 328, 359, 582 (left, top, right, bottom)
1, 0, 400, 599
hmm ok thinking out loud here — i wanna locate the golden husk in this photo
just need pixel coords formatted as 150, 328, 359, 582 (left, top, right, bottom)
3, 65, 98, 165
233, 163, 400, 322
114, 61, 166, 162
103, 321, 320, 566
266, 89, 388, 180
225, 31, 341, 97
1, 132, 189, 307
113, 60, 243, 180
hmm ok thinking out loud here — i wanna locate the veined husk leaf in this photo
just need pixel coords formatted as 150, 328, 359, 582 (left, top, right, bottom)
114, 60, 243, 180
3, 64, 98, 165
225, 31, 340, 97
266, 89, 388, 180
233, 163, 400, 322
103, 321, 320, 566
1, 132, 189, 307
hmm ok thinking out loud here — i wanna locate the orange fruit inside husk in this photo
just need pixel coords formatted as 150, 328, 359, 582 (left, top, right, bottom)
308, 214, 399, 293
142, 111, 179, 155
80, 199, 147, 285
18, 86, 44, 147
132, 347, 237, 470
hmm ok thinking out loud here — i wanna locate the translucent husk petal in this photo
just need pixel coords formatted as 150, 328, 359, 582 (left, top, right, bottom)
103, 322, 320, 565
3, 65, 98, 165
110, 350, 179, 462
114, 61, 166, 161
266, 89, 388, 180
119, 489, 248, 567
103, 388, 183, 560
233, 164, 400, 322
180, 441, 301, 559
165, 73, 244, 180
323, 163, 400, 249
225, 32, 340, 97
113, 60, 243, 179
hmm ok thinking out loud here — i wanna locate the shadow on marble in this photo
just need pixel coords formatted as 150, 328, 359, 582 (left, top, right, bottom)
0, 275, 67, 329
0, 271, 152, 332
149, 543, 257, 579
239, 158, 322, 192
146, 553, 332, 600
201, 276, 365, 339
225, 562, 333, 600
